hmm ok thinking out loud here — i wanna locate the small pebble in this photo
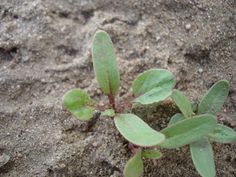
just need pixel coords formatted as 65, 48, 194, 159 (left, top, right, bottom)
58, 163, 66, 169
17, 153, 23, 158
198, 68, 203, 73
185, 23, 191, 30
92, 142, 98, 147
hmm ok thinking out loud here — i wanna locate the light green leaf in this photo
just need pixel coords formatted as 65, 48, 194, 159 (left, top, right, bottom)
124, 150, 143, 177
171, 90, 193, 118
198, 80, 230, 115
132, 69, 175, 95
63, 89, 93, 121
92, 30, 120, 96
208, 124, 236, 143
101, 109, 115, 117
114, 114, 165, 147
132, 69, 175, 105
168, 113, 185, 126
190, 138, 215, 177
160, 114, 217, 149
133, 87, 172, 105
142, 149, 162, 159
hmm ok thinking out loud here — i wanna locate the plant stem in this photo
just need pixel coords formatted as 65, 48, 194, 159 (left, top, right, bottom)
108, 93, 116, 111
128, 143, 138, 154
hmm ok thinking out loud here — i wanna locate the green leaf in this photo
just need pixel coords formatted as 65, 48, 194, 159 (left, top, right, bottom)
160, 114, 217, 149
168, 113, 184, 126
132, 69, 175, 104
114, 114, 165, 147
142, 149, 162, 159
133, 87, 172, 105
132, 69, 175, 95
192, 101, 198, 113
101, 109, 115, 117
208, 124, 236, 143
63, 89, 94, 121
171, 90, 193, 118
190, 138, 215, 177
198, 80, 230, 115
92, 30, 120, 96
124, 150, 143, 177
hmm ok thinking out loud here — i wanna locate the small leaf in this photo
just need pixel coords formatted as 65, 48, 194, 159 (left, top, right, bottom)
63, 89, 94, 121
198, 80, 230, 115
190, 138, 215, 177
142, 149, 162, 159
124, 150, 143, 177
171, 90, 193, 118
160, 114, 217, 149
168, 113, 184, 126
114, 114, 165, 147
132, 69, 175, 104
133, 87, 172, 105
208, 124, 236, 143
101, 109, 115, 117
92, 30, 120, 96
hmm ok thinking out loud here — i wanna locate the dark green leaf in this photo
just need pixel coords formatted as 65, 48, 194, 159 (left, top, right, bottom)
168, 113, 184, 126
190, 138, 215, 177
124, 150, 143, 177
92, 30, 120, 96
198, 80, 229, 115
132, 69, 175, 104
63, 89, 93, 121
114, 114, 165, 147
208, 124, 236, 143
160, 114, 217, 149
142, 149, 162, 159
171, 90, 193, 118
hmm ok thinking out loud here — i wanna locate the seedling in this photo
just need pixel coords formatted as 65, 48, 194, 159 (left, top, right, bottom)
169, 80, 236, 177
63, 30, 236, 177
63, 30, 175, 177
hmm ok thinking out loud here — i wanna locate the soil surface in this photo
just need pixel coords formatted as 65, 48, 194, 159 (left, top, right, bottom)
0, 0, 236, 177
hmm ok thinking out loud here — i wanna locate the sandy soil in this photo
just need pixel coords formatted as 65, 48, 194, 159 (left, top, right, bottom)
0, 0, 236, 176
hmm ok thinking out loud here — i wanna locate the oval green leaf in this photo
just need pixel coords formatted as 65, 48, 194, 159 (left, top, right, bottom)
133, 87, 172, 105
132, 69, 175, 104
171, 90, 193, 118
92, 30, 120, 96
63, 89, 94, 121
198, 80, 230, 115
160, 114, 217, 149
114, 114, 165, 147
190, 138, 216, 177
124, 150, 143, 177
101, 109, 115, 117
208, 124, 236, 143
132, 69, 175, 95
142, 149, 162, 159
168, 113, 185, 126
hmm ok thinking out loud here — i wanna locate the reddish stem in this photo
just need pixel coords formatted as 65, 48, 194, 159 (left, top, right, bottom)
128, 143, 139, 154
108, 93, 116, 111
